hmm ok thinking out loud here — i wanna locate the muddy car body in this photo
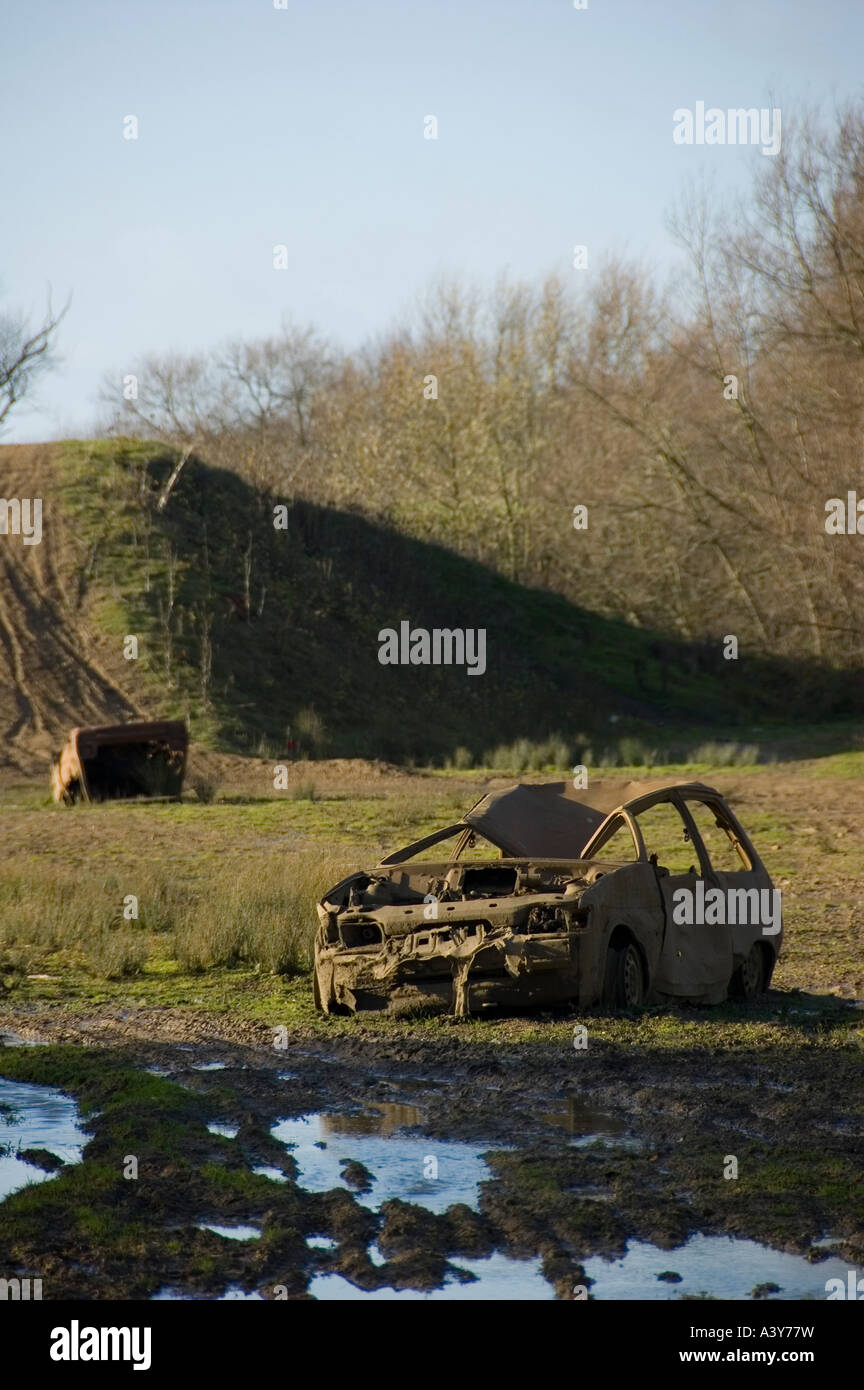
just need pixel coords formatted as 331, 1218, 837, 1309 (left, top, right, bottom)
313, 779, 781, 1017
50, 720, 188, 803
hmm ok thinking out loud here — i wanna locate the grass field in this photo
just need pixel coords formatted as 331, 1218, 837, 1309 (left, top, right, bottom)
2, 752, 862, 1045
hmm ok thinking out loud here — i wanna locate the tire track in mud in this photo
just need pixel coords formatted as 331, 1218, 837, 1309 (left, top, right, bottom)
0, 554, 42, 743
0, 444, 141, 773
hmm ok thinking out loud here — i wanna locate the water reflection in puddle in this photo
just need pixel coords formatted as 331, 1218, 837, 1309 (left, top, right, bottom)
309, 1234, 860, 1302
253, 1164, 287, 1182
539, 1098, 628, 1141
152, 1283, 264, 1300
270, 1097, 632, 1213
0, 1077, 87, 1201
197, 1223, 261, 1241
310, 1252, 554, 1301
321, 1102, 424, 1137
271, 1111, 496, 1213
207, 1122, 238, 1139
583, 1234, 863, 1300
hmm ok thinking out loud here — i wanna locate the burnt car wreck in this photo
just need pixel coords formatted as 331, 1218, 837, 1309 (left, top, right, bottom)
313, 779, 781, 1018
51, 721, 188, 804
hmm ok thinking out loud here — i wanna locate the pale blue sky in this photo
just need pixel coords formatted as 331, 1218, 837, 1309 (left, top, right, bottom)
2, 0, 861, 439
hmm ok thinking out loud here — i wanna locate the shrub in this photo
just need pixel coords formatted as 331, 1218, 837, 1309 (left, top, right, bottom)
191, 776, 220, 804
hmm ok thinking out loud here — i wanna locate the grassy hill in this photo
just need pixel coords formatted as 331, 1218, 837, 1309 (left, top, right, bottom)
1, 437, 863, 771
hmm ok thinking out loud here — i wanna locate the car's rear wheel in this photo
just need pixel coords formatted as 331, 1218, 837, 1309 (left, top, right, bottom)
604, 940, 645, 1010
730, 944, 766, 1000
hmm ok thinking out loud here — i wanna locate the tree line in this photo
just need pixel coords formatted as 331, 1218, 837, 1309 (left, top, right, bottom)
101, 105, 864, 669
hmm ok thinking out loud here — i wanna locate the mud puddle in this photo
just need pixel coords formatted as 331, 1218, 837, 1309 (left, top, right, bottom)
312, 1236, 863, 1302
540, 1097, 635, 1146
2, 1028, 861, 1301
582, 1233, 864, 1301
152, 1284, 264, 1300
0, 1076, 87, 1200
310, 1252, 554, 1301
271, 1108, 497, 1213
197, 1223, 262, 1241
270, 1093, 633, 1216
207, 1122, 239, 1139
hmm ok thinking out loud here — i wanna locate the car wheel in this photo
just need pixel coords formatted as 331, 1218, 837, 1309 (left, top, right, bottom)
605, 940, 644, 1010
730, 944, 765, 1000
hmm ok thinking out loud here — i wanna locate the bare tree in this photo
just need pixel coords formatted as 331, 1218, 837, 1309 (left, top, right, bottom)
219, 323, 335, 446
100, 321, 335, 503
100, 351, 223, 509
0, 290, 68, 430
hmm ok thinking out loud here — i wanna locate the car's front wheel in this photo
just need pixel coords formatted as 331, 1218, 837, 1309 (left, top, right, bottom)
604, 940, 645, 1010
730, 944, 766, 1000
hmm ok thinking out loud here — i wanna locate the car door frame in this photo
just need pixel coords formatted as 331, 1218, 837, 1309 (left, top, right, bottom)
677, 791, 777, 974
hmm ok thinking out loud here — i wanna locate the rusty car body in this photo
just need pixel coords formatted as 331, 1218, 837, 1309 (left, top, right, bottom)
313, 778, 781, 1017
50, 720, 188, 803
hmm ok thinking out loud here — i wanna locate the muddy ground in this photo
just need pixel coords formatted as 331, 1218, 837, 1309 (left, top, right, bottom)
1, 997, 861, 1301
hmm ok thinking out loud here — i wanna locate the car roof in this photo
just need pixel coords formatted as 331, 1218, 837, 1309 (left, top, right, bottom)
463, 778, 721, 858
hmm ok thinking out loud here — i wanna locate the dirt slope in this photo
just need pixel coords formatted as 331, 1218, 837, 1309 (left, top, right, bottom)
3, 438, 854, 782
0, 444, 141, 776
